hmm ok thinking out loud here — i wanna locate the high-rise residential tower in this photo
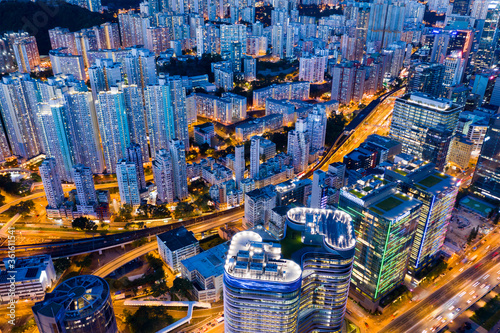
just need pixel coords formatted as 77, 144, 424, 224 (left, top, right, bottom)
95, 87, 131, 173
12, 36, 40, 73
116, 159, 141, 208
126, 143, 146, 191
287, 119, 309, 174
250, 136, 261, 179
234, 145, 245, 188
39, 158, 65, 209
169, 139, 189, 200
152, 149, 175, 203
0, 73, 43, 159
72, 164, 97, 207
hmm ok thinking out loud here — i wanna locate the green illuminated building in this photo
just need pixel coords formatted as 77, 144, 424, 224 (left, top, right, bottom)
338, 176, 422, 311
385, 160, 459, 276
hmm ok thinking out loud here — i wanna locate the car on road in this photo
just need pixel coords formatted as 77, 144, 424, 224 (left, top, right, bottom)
467, 299, 472, 304
473, 295, 478, 299
470, 290, 475, 295
473, 281, 480, 287
480, 284, 486, 289
483, 274, 490, 280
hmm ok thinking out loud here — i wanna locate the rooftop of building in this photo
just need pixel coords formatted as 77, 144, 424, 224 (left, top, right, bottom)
2, 254, 52, 270
275, 178, 312, 193
365, 134, 402, 150
224, 231, 302, 284
272, 205, 294, 216
344, 174, 390, 200
367, 192, 420, 220
285, 207, 356, 258
157, 226, 198, 251
399, 92, 460, 112
32, 275, 110, 320
235, 114, 283, 130
387, 160, 459, 195
245, 185, 276, 199
181, 242, 229, 279
0, 266, 43, 284
259, 138, 276, 147
341, 174, 422, 220
194, 122, 215, 132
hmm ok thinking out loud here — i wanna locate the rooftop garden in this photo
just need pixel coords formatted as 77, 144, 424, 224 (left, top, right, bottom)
374, 196, 404, 212
394, 193, 410, 201
394, 168, 408, 176
281, 227, 304, 260
417, 175, 443, 189
349, 189, 365, 199
374, 176, 389, 185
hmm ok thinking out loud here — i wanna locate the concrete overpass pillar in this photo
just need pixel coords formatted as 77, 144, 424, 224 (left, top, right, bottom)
121, 244, 125, 250
99, 249, 103, 255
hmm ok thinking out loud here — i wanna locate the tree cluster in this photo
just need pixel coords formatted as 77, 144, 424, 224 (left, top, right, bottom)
72, 217, 97, 231
173, 202, 198, 219
0, 174, 22, 195
114, 204, 133, 222
136, 204, 171, 220
170, 277, 193, 299
4, 200, 35, 217
124, 306, 174, 333
467, 227, 479, 243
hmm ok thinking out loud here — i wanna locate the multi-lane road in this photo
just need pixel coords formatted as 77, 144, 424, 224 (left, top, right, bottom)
93, 212, 243, 278
299, 87, 403, 180
0, 206, 244, 258
379, 237, 500, 332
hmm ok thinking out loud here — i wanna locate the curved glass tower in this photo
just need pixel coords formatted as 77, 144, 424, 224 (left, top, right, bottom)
33, 275, 117, 333
286, 208, 356, 333
223, 230, 302, 333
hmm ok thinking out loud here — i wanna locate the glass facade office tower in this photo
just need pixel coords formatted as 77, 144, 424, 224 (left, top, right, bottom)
285, 208, 356, 333
390, 93, 462, 170
223, 230, 303, 333
339, 179, 422, 311
386, 161, 459, 275
472, 115, 500, 202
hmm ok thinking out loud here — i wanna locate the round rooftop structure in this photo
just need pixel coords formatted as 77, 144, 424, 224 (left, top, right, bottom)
286, 207, 356, 253
33, 275, 117, 333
